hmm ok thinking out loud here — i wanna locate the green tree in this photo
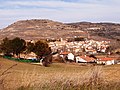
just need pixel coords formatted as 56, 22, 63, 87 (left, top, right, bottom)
11, 37, 26, 58
33, 40, 51, 59
0, 37, 12, 56
33, 40, 52, 66
26, 42, 34, 53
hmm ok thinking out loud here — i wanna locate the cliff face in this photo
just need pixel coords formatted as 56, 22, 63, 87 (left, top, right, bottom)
0, 19, 120, 41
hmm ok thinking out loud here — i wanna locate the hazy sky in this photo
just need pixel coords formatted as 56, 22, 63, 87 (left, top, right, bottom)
0, 0, 120, 29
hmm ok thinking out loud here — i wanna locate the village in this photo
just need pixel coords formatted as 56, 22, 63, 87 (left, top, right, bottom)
24, 37, 120, 66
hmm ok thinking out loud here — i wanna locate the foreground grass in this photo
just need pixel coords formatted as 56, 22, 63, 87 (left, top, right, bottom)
0, 57, 120, 90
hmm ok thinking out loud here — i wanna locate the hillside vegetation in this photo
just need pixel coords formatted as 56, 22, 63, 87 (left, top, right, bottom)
1, 57, 120, 90
0, 19, 86, 40
0, 19, 120, 41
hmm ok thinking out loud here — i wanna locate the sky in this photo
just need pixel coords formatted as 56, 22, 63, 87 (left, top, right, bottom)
0, 0, 120, 29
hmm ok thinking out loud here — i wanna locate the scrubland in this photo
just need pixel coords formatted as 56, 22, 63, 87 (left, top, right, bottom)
0, 57, 120, 90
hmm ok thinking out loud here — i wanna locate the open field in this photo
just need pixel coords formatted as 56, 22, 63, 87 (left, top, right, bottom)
1, 57, 120, 90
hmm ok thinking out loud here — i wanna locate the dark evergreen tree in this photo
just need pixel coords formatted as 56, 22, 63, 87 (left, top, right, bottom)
33, 40, 51, 58
0, 37, 12, 56
33, 40, 52, 66
11, 37, 26, 58
26, 42, 34, 53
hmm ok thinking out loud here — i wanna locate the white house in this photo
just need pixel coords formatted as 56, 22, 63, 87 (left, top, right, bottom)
60, 52, 74, 61
76, 55, 95, 63
97, 57, 116, 65
67, 53, 74, 61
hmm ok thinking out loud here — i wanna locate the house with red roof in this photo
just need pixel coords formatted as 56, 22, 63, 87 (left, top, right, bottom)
60, 52, 74, 62
60, 52, 70, 55
76, 55, 96, 63
97, 57, 116, 65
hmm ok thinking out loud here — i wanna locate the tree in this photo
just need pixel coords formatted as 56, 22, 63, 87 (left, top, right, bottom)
26, 42, 34, 53
33, 40, 52, 66
0, 37, 12, 56
0, 37, 26, 57
74, 37, 85, 41
33, 40, 51, 58
11, 37, 26, 58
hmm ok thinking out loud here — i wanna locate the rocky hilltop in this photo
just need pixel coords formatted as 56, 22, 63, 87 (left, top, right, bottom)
0, 19, 120, 41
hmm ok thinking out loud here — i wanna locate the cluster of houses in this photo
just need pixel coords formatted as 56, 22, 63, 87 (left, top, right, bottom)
1, 38, 117, 66
49, 38, 120, 65
49, 38, 110, 55
23, 38, 119, 65
59, 51, 118, 65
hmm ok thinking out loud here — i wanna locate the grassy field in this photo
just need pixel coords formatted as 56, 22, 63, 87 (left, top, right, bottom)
1, 57, 120, 90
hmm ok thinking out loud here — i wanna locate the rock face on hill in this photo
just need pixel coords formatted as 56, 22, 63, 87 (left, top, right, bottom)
0, 19, 120, 41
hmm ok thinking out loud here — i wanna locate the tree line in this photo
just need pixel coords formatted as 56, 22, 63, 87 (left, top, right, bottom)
0, 37, 52, 66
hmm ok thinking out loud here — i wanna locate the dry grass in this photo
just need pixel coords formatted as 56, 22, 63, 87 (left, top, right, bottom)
1, 57, 120, 90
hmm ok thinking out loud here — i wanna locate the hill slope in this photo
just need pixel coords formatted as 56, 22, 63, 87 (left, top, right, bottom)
68, 22, 120, 40
0, 19, 86, 40
0, 19, 120, 40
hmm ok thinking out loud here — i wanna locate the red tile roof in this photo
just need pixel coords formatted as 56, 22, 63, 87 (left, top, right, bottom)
98, 57, 116, 61
80, 55, 95, 62
60, 52, 70, 55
